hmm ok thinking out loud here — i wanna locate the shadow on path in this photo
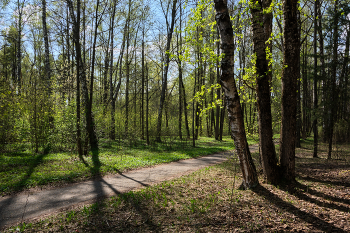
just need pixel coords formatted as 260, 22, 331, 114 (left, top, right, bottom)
112, 168, 149, 187
252, 184, 346, 233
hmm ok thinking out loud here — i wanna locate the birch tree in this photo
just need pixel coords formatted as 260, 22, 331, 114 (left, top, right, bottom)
214, 0, 258, 189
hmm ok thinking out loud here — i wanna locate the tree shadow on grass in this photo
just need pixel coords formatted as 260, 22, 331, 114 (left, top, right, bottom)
85, 179, 159, 232
0, 152, 48, 228
14, 152, 47, 191
252, 184, 346, 233
90, 148, 101, 177
78, 153, 90, 168
86, 146, 160, 232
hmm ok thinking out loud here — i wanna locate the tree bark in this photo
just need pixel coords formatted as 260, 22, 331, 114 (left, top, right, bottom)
214, 0, 258, 189
279, 0, 299, 182
250, 0, 279, 184
328, 0, 339, 159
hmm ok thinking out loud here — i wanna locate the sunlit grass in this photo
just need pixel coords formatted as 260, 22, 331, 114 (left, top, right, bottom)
0, 136, 258, 195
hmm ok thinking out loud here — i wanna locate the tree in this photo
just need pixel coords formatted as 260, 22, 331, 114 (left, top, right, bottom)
67, 0, 99, 153
250, 0, 279, 184
156, 0, 178, 142
312, 0, 318, 158
279, 0, 300, 182
327, 0, 339, 159
214, 0, 258, 189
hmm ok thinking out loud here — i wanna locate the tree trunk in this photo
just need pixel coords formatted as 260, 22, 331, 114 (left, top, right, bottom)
177, 31, 183, 140
279, 0, 299, 182
41, 0, 51, 94
141, 29, 145, 140
215, 29, 221, 140
328, 0, 339, 159
313, 0, 318, 157
156, 0, 178, 142
146, 64, 150, 144
316, 7, 327, 143
214, 0, 258, 189
302, 39, 308, 139
109, 0, 117, 140
250, 0, 279, 184
181, 79, 191, 138
67, 0, 98, 153
89, 0, 100, 110
125, 11, 130, 138
340, 20, 349, 124
41, 0, 53, 130
192, 66, 196, 147
16, 0, 23, 93
177, 3, 183, 140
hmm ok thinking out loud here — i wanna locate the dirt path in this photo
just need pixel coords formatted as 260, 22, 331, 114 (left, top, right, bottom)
0, 146, 259, 229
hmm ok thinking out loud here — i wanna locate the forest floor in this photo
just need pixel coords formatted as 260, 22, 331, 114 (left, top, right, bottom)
1, 139, 350, 232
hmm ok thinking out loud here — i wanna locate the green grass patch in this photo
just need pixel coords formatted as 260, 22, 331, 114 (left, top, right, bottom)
0, 136, 258, 195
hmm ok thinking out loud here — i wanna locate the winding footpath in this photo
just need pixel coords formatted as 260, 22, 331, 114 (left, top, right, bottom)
0, 145, 259, 229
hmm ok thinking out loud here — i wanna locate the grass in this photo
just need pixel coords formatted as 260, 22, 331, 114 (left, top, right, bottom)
0, 136, 258, 196
4, 140, 349, 232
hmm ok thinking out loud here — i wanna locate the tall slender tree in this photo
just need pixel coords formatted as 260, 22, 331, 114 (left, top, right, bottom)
214, 0, 258, 189
250, 0, 279, 184
67, 0, 98, 153
156, 0, 177, 142
313, 0, 318, 158
279, 0, 300, 182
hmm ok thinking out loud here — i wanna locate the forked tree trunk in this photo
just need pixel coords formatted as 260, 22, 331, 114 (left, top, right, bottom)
214, 0, 258, 189
279, 0, 300, 182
